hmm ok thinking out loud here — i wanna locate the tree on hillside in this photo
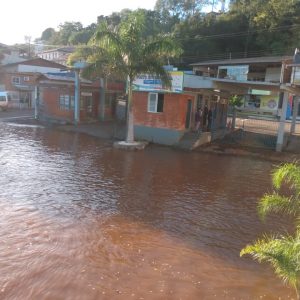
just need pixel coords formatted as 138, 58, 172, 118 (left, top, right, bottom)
97, 9, 133, 29
69, 24, 97, 45
230, 0, 300, 54
69, 10, 182, 143
41, 28, 56, 42
241, 163, 300, 299
155, 0, 214, 18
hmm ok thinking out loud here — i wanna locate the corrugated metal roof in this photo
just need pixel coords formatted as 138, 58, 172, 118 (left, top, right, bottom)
40, 72, 92, 84
190, 56, 293, 67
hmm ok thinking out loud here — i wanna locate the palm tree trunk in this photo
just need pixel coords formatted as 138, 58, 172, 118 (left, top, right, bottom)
126, 80, 134, 143
295, 285, 300, 300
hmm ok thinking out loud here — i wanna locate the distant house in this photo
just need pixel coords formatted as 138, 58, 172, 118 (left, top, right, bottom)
36, 72, 125, 124
1, 49, 27, 66
37, 72, 98, 123
0, 58, 67, 108
37, 47, 75, 66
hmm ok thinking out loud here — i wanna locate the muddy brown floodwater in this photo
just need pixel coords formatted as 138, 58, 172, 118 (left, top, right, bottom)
0, 122, 295, 300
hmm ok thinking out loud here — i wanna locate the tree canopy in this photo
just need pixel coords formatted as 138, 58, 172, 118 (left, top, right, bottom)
37, 0, 300, 67
69, 10, 182, 143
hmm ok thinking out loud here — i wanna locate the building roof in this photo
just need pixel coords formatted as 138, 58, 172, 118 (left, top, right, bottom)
38, 72, 92, 85
38, 47, 75, 54
190, 56, 293, 67
1, 58, 67, 69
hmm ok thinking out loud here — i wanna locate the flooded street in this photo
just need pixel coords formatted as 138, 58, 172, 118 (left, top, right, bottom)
0, 122, 293, 299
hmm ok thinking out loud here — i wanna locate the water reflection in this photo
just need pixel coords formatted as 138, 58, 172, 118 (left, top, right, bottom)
0, 122, 293, 299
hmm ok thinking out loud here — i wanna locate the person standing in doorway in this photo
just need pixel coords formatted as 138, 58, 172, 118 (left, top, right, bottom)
203, 104, 208, 131
194, 107, 202, 132
208, 107, 213, 131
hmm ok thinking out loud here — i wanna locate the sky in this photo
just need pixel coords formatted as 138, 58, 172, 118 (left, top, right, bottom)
1, 0, 157, 45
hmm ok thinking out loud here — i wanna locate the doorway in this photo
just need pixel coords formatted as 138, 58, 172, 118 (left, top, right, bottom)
185, 99, 192, 129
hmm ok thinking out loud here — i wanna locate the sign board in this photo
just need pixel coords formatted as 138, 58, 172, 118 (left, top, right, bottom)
249, 89, 271, 96
293, 67, 300, 84
218, 65, 249, 81
133, 71, 184, 93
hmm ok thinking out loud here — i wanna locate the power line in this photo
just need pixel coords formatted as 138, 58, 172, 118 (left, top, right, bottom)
175, 23, 300, 42
11, 22, 300, 49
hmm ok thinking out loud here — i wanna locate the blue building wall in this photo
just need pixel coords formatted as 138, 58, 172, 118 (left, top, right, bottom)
134, 125, 184, 145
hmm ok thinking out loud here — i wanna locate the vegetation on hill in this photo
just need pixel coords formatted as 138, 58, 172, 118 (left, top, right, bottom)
69, 10, 181, 143
33, 0, 300, 67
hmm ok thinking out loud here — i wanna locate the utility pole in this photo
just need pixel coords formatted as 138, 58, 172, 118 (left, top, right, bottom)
73, 61, 89, 125
24, 36, 31, 58
221, 0, 226, 12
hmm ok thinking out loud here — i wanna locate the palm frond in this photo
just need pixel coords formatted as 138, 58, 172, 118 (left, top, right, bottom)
258, 193, 300, 220
143, 37, 183, 59
241, 234, 300, 290
272, 163, 300, 194
67, 45, 95, 66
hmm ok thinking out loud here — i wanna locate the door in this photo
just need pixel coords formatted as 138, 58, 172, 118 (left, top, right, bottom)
185, 99, 192, 129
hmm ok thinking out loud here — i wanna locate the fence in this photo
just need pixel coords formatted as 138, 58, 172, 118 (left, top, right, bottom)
218, 113, 299, 150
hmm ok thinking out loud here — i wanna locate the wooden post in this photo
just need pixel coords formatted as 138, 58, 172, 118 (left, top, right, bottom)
99, 78, 106, 121
291, 96, 299, 134
74, 69, 80, 125
276, 91, 288, 152
34, 86, 39, 119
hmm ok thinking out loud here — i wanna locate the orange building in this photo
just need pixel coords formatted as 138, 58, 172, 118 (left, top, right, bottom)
131, 71, 228, 146
37, 73, 125, 124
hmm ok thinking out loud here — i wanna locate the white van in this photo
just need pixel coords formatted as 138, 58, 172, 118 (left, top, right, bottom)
0, 92, 9, 111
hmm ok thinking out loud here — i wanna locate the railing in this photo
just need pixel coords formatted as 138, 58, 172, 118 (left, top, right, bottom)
221, 113, 298, 150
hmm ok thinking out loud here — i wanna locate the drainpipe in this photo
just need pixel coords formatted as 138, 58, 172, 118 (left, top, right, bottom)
34, 85, 39, 119
291, 96, 299, 134
74, 69, 80, 125
276, 91, 289, 152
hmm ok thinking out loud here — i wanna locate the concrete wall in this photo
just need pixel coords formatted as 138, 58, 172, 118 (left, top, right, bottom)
134, 125, 184, 145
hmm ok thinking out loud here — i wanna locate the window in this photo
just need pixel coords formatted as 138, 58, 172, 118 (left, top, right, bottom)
12, 77, 20, 84
148, 93, 164, 113
81, 93, 93, 112
23, 76, 30, 82
59, 95, 73, 110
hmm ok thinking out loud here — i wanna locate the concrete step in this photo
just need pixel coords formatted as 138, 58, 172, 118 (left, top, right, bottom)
176, 131, 211, 150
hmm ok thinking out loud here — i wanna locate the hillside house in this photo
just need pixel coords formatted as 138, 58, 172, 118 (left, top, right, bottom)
0, 58, 67, 108
37, 47, 75, 66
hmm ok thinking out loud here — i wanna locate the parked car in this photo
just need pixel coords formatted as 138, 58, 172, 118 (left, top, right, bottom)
0, 91, 10, 111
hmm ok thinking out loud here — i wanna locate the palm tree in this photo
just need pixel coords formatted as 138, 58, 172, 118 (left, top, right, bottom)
241, 163, 300, 299
240, 232, 300, 299
258, 163, 300, 220
70, 11, 182, 143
